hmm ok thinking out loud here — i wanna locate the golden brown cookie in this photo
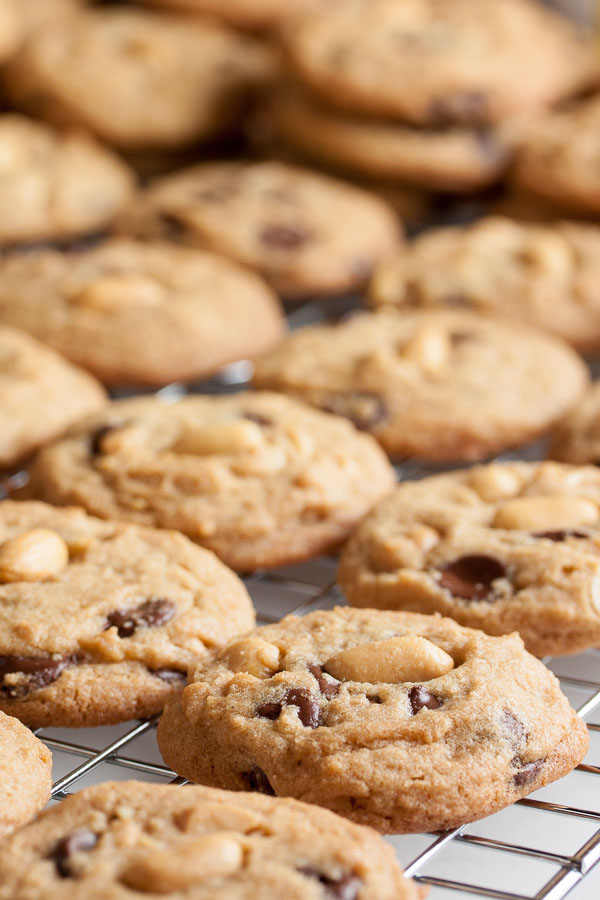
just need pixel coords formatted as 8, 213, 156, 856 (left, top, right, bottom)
0, 710, 51, 839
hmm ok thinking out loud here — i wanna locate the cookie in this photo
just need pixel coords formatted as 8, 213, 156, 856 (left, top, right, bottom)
273, 86, 513, 193
0, 499, 255, 727
4, 7, 274, 150
550, 381, 600, 465
158, 606, 588, 834
283, 0, 599, 125
0, 115, 134, 246
0, 326, 106, 471
0, 711, 51, 839
138, 0, 318, 31
0, 238, 285, 387
0, 780, 419, 899
369, 216, 600, 352
339, 460, 600, 657
253, 309, 588, 462
118, 161, 402, 298
24, 392, 396, 572
512, 94, 600, 215
0, 0, 18, 61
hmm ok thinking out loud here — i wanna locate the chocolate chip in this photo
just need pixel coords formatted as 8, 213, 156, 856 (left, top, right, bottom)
151, 668, 186, 684
501, 710, 527, 750
256, 701, 282, 720
429, 91, 489, 125
90, 422, 124, 456
242, 767, 275, 795
53, 830, 99, 877
367, 694, 382, 704
512, 758, 544, 787
533, 530, 588, 542
308, 664, 340, 699
408, 685, 442, 715
320, 392, 388, 431
299, 868, 362, 900
106, 598, 176, 638
284, 688, 321, 728
438, 554, 507, 601
259, 224, 311, 249
0, 654, 78, 698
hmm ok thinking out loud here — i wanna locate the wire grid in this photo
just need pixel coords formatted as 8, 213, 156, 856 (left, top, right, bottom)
21, 295, 600, 900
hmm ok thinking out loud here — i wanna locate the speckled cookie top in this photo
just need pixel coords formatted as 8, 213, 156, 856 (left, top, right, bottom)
25, 392, 395, 571
339, 461, 600, 657
118, 160, 402, 297
369, 217, 600, 350
0, 325, 106, 470
4, 8, 274, 148
0, 710, 52, 839
252, 309, 588, 461
0, 114, 134, 244
0, 780, 419, 899
0, 238, 285, 386
283, 0, 598, 125
159, 606, 587, 833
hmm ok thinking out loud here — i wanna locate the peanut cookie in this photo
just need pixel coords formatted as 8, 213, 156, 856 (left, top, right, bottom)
369, 217, 600, 351
273, 87, 512, 193
4, 8, 273, 149
158, 606, 588, 833
0, 326, 106, 471
24, 392, 395, 571
138, 0, 317, 31
118, 161, 402, 298
0, 711, 51, 839
512, 94, 600, 215
550, 381, 600, 465
339, 461, 600, 657
0, 115, 134, 246
0, 499, 254, 727
0, 780, 419, 900
253, 309, 588, 462
283, 0, 598, 125
0, 238, 285, 387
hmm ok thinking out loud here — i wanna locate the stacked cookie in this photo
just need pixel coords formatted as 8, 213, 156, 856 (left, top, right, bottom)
272, 0, 599, 195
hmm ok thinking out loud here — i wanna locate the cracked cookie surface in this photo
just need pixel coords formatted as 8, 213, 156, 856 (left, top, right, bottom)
158, 606, 587, 833
339, 461, 600, 657
0, 500, 254, 727
253, 309, 588, 462
24, 392, 395, 572
0, 780, 419, 899
0, 710, 52, 839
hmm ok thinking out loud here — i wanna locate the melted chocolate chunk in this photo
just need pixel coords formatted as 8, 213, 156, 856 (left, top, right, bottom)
299, 868, 362, 900
501, 710, 527, 751
256, 700, 282, 720
512, 758, 544, 788
367, 694, 382, 704
242, 767, 275, 795
438, 554, 507, 601
151, 668, 187, 684
0, 654, 78, 698
320, 392, 388, 431
408, 685, 442, 715
90, 422, 124, 456
429, 91, 489, 126
259, 224, 311, 249
308, 664, 340, 699
533, 530, 588, 542
106, 598, 176, 638
53, 830, 99, 877
256, 688, 321, 728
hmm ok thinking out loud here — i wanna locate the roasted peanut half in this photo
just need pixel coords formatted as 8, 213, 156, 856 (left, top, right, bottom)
121, 833, 243, 892
325, 635, 454, 684
219, 637, 281, 678
0, 528, 68, 582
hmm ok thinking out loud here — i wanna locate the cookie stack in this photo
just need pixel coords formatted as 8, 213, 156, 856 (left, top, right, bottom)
272, 0, 599, 195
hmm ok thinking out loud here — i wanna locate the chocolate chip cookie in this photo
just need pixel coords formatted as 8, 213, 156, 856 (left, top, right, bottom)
158, 606, 588, 834
0, 780, 419, 899
4, 7, 273, 149
512, 94, 600, 215
273, 86, 513, 193
0, 115, 134, 245
253, 309, 588, 462
550, 381, 600, 465
0, 325, 106, 471
0, 238, 285, 387
283, 0, 599, 125
117, 160, 402, 298
0, 499, 254, 727
339, 461, 600, 657
0, 711, 51, 839
24, 392, 395, 571
369, 216, 600, 351
138, 0, 317, 31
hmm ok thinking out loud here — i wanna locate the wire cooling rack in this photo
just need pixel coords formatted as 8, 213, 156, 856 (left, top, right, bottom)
23, 295, 600, 900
